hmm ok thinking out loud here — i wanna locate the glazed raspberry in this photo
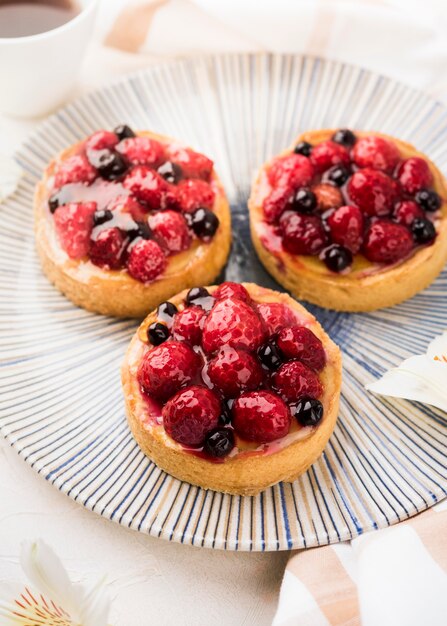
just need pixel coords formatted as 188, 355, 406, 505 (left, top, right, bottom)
123, 166, 168, 210
262, 186, 293, 224
256, 302, 296, 335
232, 391, 291, 443
170, 179, 215, 213
277, 326, 326, 371
126, 239, 166, 283
167, 145, 213, 181
138, 341, 201, 401
172, 306, 207, 345
54, 201, 97, 259
310, 140, 350, 174
202, 297, 266, 354
396, 157, 433, 195
54, 154, 96, 188
89, 227, 127, 269
392, 200, 424, 226
363, 220, 414, 264
117, 136, 165, 168
107, 195, 148, 222
207, 346, 264, 397
352, 135, 400, 173
347, 168, 395, 216
267, 154, 314, 189
280, 213, 327, 255
327, 205, 364, 253
214, 282, 251, 302
163, 385, 221, 447
148, 210, 191, 254
273, 361, 323, 402
85, 130, 118, 153
312, 183, 343, 211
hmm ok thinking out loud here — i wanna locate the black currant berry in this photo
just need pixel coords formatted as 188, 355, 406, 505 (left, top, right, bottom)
292, 397, 324, 426
147, 322, 170, 346
203, 428, 235, 458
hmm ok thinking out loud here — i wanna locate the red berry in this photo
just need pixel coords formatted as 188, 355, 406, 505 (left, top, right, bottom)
148, 210, 191, 254
117, 136, 164, 167
54, 201, 97, 259
163, 385, 220, 446
392, 200, 424, 226
273, 361, 323, 401
85, 130, 118, 153
172, 306, 206, 345
277, 326, 326, 371
280, 213, 327, 255
207, 346, 264, 397
214, 282, 250, 302
256, 302, 296, 334
232, 390, 291, 443
167, 145, 213, 181
54, 154, 97, 188
123, 166, 168, 210
89, 227, 127, 269
310, 140, 350, 174
347, 168, 395, 216
312, 183, 343, 211
267, 153, 314, 188
138, 341, 201, 401
363, 219, 414, 264
107, 195, 148, 221
352, 135, 400, 173
202, 297, 266, 354
169, 179, 215, 213
396, 157, 433, 195
327, 205, 364, 253
126, 239, 166, 283
262, 186, 294, 224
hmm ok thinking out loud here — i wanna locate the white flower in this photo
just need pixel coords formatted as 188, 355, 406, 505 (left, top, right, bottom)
0, 540, 111, 626
366, 330, 447, 412
0, 154, 22, 202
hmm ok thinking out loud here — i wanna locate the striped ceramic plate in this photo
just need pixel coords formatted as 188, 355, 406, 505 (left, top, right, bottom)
1, 54, 446, 551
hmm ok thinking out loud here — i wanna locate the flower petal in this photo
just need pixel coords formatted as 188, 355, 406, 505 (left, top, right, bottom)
427, 330, 447, 362
0, 583, 71, 625
72, 577, 111, 626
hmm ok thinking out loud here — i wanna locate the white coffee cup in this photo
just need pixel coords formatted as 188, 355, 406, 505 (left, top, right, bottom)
0, 0, 99, 118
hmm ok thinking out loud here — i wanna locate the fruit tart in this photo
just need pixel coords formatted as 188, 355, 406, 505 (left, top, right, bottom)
249, 129, 447, 311
122, 282, 341, 495
35, 125, 231, 317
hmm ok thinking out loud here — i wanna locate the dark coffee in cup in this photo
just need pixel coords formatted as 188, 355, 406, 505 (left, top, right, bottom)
0, 0, 80, 38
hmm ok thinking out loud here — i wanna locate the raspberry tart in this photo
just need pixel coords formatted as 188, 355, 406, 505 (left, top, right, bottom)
249, 129, 447, 311
35, 125, 231, 317
122, 282, 341, 495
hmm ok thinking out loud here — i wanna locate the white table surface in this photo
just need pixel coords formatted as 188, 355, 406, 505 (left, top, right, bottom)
0, 45, 289, 626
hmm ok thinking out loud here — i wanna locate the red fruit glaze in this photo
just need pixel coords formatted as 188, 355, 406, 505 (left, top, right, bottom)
85, 130, 118, 153
267, 154, 314, 188
123, 166, 168, 210
327, 205, 364, 253
138, 340, 201, 401
262, 186, 294, 224
281, 213, 327, 255
149, 210, 191, 254
207, 346, 264, 397
273, 361, 323, 402
172, 306, 207, 345
89, 227, 128, 269
393, 200, 424, 227
277, 326, 326, 371
396, 157, 433, 195
310, 140, 350, 174
107, 195, 148, 221
352, 135, 400, 174
256, 302, 296, 335
54, 201, 97, 259
167, 146, 213, 181
54, 154, 96, 188
312, 183, 343, 211
117, 136, 164, 167
202, 297, 266, 354
170, 179, 215, 213
214, 282, 251, 302
126, 239, 166, 283
347, 168, 395, 216
162, 385, 221, 447
363, 220, 414, 264
232, 390, 291, 443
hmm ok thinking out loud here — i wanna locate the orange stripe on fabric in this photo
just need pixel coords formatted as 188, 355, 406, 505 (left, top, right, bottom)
104, 1, 167, 53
